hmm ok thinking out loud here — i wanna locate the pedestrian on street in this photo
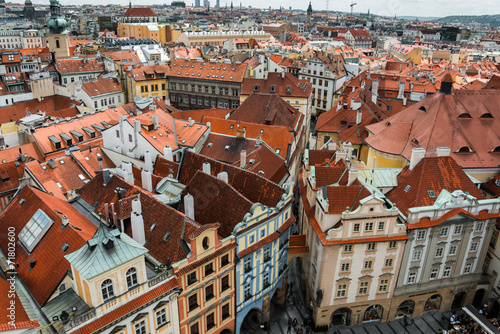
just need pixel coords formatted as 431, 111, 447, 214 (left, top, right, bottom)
293, 318, 298, 327
287, 324, 292, 334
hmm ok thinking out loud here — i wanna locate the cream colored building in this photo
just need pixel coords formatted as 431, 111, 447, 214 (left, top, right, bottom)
178, 30, 271, 46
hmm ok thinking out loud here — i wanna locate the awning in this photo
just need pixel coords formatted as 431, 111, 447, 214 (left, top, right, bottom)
462, 304, 500, 334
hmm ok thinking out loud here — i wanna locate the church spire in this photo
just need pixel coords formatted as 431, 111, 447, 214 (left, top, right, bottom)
129, 0, 131, 9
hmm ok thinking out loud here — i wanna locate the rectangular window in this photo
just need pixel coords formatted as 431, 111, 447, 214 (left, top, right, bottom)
417, 230, 426, 240
221, 275, 230, 292
94, 101, 98, 108
341, 263, 350, 272
263, 272, 270, 287
364, 261, 372, 270
188, 294, 198, 312
116, 129, 120, 138
389, 241, 397, 249
475, 222, 484, 232
190, 323, 199, 334
344, 245, 353, 253
134, 320, 147, 334
205, 263, 214, 276
385, 259, 393, 268
365, 222, 374, 231
378, 221, 385, 230
353, 223, 360, 232
221, 254, 229, 267
263, 247, 271, 262
429, 268, 438, 279
156, 308, 168, 327
440, 227, 449, 237
443, 266, 451, 278
412, 250, 421, 261
379, 279, 388, 293
358, 281, 368, 295
454, 225, 462, 234
407, 272, 416, 284
367, 243, 376, 251
435, 248, 444, 258
337, 284, 347, 298
470, 242, 478, 252
128, 134, 133, 143
244, 257, 252, 273
490, 230, 498, 248
187, 272, 197, 286
206, 312, 215, 330
449, 245, 457, 256
205, 284, 214, 301
463, 263, 472, 274
222, 303, 230, 320
244, 284, 251, 299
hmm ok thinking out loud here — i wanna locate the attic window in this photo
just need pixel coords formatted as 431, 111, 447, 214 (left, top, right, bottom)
249, 159, 255, 164
491, 146, 500, 153
276, 149, 281, 154
82, 127, 96, 138
412, 138, 419, 145
70, 130, 84, 142
19, 209, 53, 253
457, 146, 473, 153
270, 85, 276, 93
162, 231, 171, 242
340, 120, 347, 127
78, 174, 86, 181
286, 86, 292, 94
260, 129, 264, 134
428, 190, 436, 198
458, 113, 472, 119
48, 135, 61, 149
480, 113, 493, 119
149, 222, 157, 231
385, 121, 391, 126
224, 145, 230, 150
230, 125, 234, 129
404, 185, 411, 192
61, 242, 70, 253
207, 143, 213, 147
419, 106, 426, 112
253, 85, 259, 92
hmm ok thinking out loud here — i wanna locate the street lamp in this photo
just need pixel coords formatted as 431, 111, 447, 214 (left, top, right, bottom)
403, 315, 415, 333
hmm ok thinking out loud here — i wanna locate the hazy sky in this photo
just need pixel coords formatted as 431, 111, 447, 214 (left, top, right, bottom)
25, 0, 500, 17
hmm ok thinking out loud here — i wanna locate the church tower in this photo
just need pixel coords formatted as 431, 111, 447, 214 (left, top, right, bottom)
307, 1, 313, 18
47, 0, 70, 59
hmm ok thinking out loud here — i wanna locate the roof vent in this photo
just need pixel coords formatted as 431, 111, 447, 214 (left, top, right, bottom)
404, 185, 411, 192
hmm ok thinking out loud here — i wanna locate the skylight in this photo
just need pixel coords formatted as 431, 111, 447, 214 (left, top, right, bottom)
19, 209, 53, 252
428, 190, 436, 198
404, 185, 411, 192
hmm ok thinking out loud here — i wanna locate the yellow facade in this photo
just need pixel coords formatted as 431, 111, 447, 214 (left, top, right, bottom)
127, 77, 168, 103
117, 23, 161, 41
366, 147, 407, 169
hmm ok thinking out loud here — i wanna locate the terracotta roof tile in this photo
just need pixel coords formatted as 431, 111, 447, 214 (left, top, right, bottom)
123, 7, 157, 17
127, 64, 170, 81
70, 279, 178, 334
153, 156, 180, 178
0, 187, 97, 305
168, 59, 247, 83
82, 78, 123, 97
0, 96, 81, 124
0, 143, 44, 163
387, 156, 485, 216
326, 180, 371, 214
55, 58, 104, 74
307, 150, 336, 167
241, 72, 311, 97
410, 208, 500, 229
179, 151, 285, 209
175, 243, 236, 277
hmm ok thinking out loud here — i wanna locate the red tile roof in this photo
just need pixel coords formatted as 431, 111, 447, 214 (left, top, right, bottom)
386, 156, 485, 216
175, 243, 236, 277
55, 58, 104, 74
179, 151, 285, 209
153, 156, 180, 178
365, 90, 500, 169
77, 173, 200, 264
123, 7, 157, 17
0, 187, 97, 306
0, 143, 44, 163
410, 208, 500, 229
325, 180, 371, 214
70, 279, 178, 334
229, 93, 301, 130
127, 64, 170, 81
168, 59, 247, 83
307, 150, 336, 167
241, 72, 311, 98
0, 96, 81, 124
0, 277, 33, 328
82, 78, 123, 97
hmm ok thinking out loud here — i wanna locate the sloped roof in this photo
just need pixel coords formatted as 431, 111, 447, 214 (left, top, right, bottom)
0, 96, 81, 124
0, 142, 44, 163
168, 59, 247, 83
365, 89, 500, 169
179, 151, 285, 209
326, 180, 371, 214
179, 171, 253, 238
0, 187, 97, 306
241, 72, 311, 98
65, 227, 148, 280
307, 150, 336, 167
386, 156, 485, 216
123, 7, 157, 17
82, 78, 123, 97
77, 172, 200, 264
229, 93, 301, 130
55, 58, 104, 74
127, 64, 170, 81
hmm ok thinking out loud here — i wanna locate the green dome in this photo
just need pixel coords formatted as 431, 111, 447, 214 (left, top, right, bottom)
48, 17, 67, 32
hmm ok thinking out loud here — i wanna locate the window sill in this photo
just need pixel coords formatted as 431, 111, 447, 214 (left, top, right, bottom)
222, 286, 230, 292
188, 304, 199, 313
206, 295, 215, 302
222, 314, 230, 321
157, 321, 171, 330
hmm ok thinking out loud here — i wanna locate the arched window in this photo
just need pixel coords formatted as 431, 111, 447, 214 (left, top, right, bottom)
101, 279, 114, 301
56, 40, 60, 48
126, 267, 138, 289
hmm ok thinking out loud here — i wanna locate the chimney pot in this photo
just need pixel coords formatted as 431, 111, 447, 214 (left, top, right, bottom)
409, 147, 426, 170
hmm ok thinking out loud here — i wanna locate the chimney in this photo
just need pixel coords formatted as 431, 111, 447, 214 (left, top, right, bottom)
98, 156, 103, 170
240, 150, 246, 168
122, 162, 134, 183
184, 193, 195, 220
397, 81, 405, 99
144, 151, 153, 172
164, 146, 173, 161
335, 150, 348, 164
409, 147, 426, 170
141, 169, 153, 192
371, 79, 379, 96
356, 110, 362, 125
131, 197, 146, 245
348, 169, 358, 185
236, 128, 246, 138
217, 171, 228, 182
436, 146, 450, 157
255, 136, 262, 146
61, 215, 69, 226
103, 169, 111, 186
202, 162, 211, 174
188, 117, 195, 127
152, 115, 159, 130
48, 159, 56, 169
133, 119, 141, 135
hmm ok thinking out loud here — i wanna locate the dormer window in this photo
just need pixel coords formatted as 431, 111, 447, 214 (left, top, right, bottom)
253, 85, 259, 92
270, 85, 276, 93
101, 279, 115, 301
59, 133, 72, 146
457, 146, 473, 153
126, 267, 138, 289
492, 146, 500, 153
